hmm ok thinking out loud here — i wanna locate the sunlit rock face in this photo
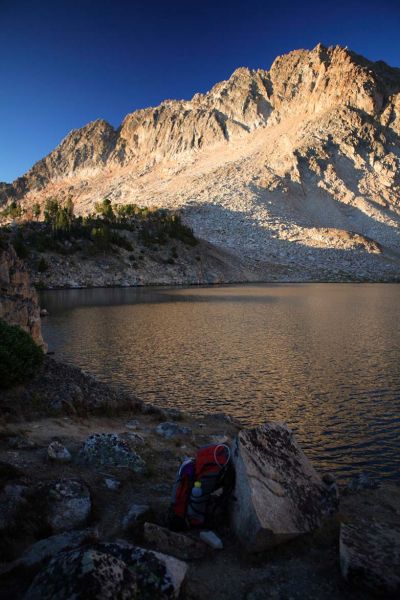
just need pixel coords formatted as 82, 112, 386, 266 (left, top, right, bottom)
0, 244, 46, 349
231, 423, 334, 551
2, 44, 400, 275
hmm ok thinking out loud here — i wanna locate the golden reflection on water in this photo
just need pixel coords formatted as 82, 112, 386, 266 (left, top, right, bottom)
41, 284, 400, 482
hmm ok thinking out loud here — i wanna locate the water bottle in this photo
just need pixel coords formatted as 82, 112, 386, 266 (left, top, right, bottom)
187, 481, 206, 526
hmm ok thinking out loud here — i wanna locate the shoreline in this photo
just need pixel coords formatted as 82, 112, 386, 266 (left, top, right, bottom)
36, 277, 400, 292
1, 355, 399, 599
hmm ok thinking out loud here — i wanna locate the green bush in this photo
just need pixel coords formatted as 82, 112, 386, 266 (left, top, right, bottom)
37, 258, 48, 273
0, 320, 44, 389
0, 232, 8, 250
139, 212, 197, 247
90, 225, 112, 252
110, 232, 133, 251
12, 234, 29, 259
0, 200, 23, 220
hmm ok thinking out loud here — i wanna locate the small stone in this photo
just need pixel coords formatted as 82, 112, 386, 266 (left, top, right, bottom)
122, 504, 151, 529
213, 412, 232, 423
155, 422, 192, 439
161, 408, 183, 421
125, 419, 139, 429
144, 522, 209, 560
104, 478, 121, 490
126, 432, 146, 446
40, 308, 49, 317
141, 403, 164, 416
199, 530, 223, 549
47, 441, 72, 463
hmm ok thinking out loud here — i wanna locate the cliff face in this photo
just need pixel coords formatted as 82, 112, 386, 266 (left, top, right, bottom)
1, 44, 400, 278
0, 244, 46, 349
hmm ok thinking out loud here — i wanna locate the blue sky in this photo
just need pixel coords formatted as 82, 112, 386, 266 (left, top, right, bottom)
1, 0, 399, 183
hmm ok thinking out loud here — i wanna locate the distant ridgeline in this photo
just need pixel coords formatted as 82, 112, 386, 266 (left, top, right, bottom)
1, 44, 399, 280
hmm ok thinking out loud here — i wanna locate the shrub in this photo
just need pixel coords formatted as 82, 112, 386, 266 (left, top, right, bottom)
12, 234, 29, 259
37, 258, 48, 273
139, 211, 197, 247
110, 232, 133, 251
0, 232, 9, 250
91, 225, 111, 252
32, 203, 41, 220
1, 200, 23, 220
94, 198, 114, 221
0, 320, 44, 389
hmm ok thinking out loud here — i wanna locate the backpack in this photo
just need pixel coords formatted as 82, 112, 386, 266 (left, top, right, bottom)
167, 444, 234, 531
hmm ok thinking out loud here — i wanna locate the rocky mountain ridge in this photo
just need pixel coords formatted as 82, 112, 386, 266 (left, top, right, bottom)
2, 44, 400, 281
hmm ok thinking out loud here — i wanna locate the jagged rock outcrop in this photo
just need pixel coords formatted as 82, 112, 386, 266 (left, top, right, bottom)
1, 44, 400, 280
0, 243, 46, 348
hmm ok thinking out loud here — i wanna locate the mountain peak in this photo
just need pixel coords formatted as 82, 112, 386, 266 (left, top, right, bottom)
1, 45, 399, 213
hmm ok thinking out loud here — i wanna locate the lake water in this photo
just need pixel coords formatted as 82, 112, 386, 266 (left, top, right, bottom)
40, 284, 400, 482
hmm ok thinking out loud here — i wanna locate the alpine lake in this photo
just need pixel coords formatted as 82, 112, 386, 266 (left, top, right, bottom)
40, 283, 400, 484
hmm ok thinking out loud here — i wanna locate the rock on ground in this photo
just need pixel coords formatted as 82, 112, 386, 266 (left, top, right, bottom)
25, 541, 187, 599
199, 530, 223, 550
24, 547, 139, 600
155, 422, 192, 439
47, 440, 72, 463
122, 504, 151, 529
3, 529, 98, 573
231, 422, 334, 552
93, 542, 187, 599
38, 478, 91, 533
80, 433, 146, 473
104, 477, 121, 490
340, 519, 400, 597
144, 522, 209, 560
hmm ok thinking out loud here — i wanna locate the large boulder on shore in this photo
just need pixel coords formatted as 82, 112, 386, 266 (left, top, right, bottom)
340, 519, 400, 596
25, 541, 187, 599
231, 422, 334, 552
